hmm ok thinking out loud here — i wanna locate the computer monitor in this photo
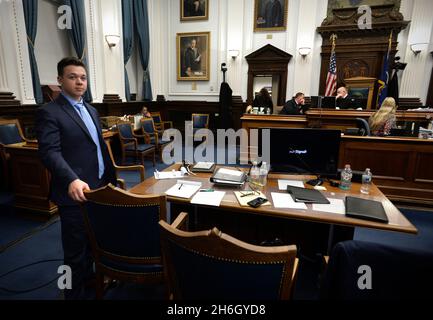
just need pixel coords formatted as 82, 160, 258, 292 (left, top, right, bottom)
310, 96, 320, 108
270, 128, 341, 178
322, 96, 336, 108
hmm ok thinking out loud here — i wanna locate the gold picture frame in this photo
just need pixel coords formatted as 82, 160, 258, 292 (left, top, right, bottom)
177, 32, 210, 81
253, 0, 288, 32
180, 0, 209, 21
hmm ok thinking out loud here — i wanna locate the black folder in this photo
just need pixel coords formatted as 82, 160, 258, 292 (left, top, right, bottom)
345, 196, 389, 223
286, 186, 330, 204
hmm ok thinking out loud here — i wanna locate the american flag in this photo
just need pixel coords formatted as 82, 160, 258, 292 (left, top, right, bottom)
325, 50, 337, 96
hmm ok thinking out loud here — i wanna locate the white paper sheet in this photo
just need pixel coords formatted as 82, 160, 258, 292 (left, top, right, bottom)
312, 198, 345, 215
278, 180, 305, 190
165, 180, 202, 199
191, 191, 226, 207
271, 193, 307, 209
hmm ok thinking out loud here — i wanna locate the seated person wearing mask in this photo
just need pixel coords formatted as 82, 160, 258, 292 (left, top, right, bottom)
280, 92, 305, 115
251, 87, 273, 114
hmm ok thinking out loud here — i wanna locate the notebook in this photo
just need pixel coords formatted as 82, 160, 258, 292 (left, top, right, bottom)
286, 185, 330, 204
165, 180, 202, 199
345, 196, 389, 223
234, 191, 271, 207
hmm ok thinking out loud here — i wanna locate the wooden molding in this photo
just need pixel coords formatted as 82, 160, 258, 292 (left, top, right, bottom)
103, 94, 122, 103
0, 92, 20, 106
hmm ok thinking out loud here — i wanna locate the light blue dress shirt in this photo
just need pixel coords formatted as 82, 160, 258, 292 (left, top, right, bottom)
61, 92, 105, 179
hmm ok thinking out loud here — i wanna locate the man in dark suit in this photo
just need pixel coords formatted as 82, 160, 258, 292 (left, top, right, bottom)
263, 0, 283, 28
35, 57, 116, 299
280, 92, 305, 115
184, 38, 201, 77
336, 86, 360, 109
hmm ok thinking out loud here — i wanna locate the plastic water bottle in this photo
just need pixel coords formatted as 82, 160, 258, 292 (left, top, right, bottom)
361, 168, 372, 194
339, 164, 353, 191
250, 161, 260, 185
259, 162, 269, 187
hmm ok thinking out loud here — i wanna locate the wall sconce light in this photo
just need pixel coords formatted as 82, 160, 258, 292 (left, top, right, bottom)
410, 43, 428, 56
228, 49, 240, 59
298, 47, 311, 58
105, 35, 120, 48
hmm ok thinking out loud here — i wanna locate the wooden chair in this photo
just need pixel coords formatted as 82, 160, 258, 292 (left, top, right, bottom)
116, 122, 155, 167
191, 113, 209, 133
0, 143, 9, 191
0, 119, 34, 191
105, 140, 145, 190
0, 118, 32, 145
191, 113, 210, 144
159, 212, 299, 300
139, 118, 171, 161
81, 184, 168, 299
150, 112, 173, 137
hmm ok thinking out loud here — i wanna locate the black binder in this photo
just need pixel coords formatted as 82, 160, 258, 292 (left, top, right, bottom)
286, 186, 330, 204
345, 196, 389, 223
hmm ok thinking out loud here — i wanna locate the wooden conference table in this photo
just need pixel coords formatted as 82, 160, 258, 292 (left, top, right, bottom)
129, 164, 417, 255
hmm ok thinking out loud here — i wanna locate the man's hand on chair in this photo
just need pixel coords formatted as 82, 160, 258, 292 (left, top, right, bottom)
68, 179, 90, 202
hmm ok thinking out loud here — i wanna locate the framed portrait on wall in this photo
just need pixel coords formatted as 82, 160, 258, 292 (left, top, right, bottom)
254, 0, 288, 32
180, 0, 209, 21
177, 32, 210, 81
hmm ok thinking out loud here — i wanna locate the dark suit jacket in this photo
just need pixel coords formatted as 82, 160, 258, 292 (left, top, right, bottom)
280, 98, 302, 115
337, 95, 359, 109
35, 95, 116, 206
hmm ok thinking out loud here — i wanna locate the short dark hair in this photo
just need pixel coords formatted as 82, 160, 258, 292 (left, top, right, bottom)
57, 57, 86, 76
294, 92, 304, 99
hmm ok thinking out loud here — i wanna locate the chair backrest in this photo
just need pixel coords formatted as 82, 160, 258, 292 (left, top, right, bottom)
0, 119, 25, 145
355, 118, 371, 136
159, 221, 298, 300
321, 240, 433, 300
117, 122, 134, 140
150, 112, 162, 125
140, 118, 156, 134
82, 184, 167, 265
192, 114, 209, 129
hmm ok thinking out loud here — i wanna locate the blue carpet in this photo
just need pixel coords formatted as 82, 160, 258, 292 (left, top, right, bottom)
0, 219, 63, 300
354, 209, 433, 253
0, 193, 46, 251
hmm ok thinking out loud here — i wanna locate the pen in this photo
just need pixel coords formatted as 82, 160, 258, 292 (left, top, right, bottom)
200, 189, 214, 192
178, 183, 183, 190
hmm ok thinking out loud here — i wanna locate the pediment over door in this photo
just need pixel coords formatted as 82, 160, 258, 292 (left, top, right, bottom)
245, 44, 293, 63
245, 45, 292, 106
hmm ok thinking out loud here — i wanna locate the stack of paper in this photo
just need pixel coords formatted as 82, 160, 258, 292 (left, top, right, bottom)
165, 180, 202, 199
271, 193, 307, 209
312, 198, 345, 215
278, 179, 305, 190
191, 191, 226, 207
